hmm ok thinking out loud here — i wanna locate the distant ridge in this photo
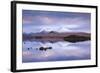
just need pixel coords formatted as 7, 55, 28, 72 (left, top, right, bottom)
23, 32, 90, 43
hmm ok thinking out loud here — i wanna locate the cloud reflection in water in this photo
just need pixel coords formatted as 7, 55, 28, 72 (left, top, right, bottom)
22, 41, 90, 63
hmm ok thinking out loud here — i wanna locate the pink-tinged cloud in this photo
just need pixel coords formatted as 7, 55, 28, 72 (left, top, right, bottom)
23, 16, 33, 24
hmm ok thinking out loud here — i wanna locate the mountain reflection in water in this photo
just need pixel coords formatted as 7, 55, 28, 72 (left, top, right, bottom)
22, 40, 91, 63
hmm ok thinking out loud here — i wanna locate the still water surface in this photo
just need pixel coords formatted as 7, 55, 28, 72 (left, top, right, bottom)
22, 41, 91, 63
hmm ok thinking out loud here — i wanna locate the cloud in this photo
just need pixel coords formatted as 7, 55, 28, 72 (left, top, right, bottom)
23, 16, 33, 24
23, 10, 90, 33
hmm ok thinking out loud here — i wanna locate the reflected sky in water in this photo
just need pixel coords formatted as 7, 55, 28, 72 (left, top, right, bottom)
22, 41, 91, 63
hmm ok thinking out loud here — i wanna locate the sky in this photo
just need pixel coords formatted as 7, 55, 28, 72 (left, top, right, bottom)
22, 10, 91, 33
